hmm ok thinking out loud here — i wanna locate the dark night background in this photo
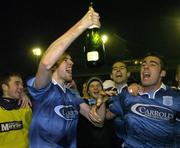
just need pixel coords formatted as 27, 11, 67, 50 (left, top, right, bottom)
1, 0, 180, 88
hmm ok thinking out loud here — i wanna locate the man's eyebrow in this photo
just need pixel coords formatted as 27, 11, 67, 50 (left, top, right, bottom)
15, 80, 22, 83
142, 60, 159, 65
112, 66, 126, 68
15, 80, 23, 85
148, 60, 160, 65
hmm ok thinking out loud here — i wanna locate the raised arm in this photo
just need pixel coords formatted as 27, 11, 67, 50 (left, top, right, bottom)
34, 9, 101, 89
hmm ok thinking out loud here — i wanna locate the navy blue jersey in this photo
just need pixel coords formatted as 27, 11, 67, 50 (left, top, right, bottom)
109, 84, 180, 147
27, 78, 84, 148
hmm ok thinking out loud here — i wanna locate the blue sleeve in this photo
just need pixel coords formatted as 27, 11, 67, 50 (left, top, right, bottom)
68, 88, 81, 98
26, 77, 52, 101
66, 88, 85, 106
74, 96, 85, 106
108, 95, 124, 116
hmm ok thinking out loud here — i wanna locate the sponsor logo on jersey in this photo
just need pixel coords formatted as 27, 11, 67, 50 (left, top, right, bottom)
54, 105, 78, 120
163, 96, 173, 106
0, 121, 23, 132
131, 103, 174, 121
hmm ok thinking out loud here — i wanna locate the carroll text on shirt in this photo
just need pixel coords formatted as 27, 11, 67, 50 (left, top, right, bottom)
131, 103, 174, 121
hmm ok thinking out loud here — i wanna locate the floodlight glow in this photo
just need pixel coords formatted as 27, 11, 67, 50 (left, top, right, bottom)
32, 48, 42, 56
101, 35, 108, 44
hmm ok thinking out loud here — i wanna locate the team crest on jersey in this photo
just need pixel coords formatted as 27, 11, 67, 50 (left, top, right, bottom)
131, 103, 174, 121
54, 105, 78, 120
163, 96, 173, 106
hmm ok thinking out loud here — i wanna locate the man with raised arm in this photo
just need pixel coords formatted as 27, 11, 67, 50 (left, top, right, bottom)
27, 9, 105, 148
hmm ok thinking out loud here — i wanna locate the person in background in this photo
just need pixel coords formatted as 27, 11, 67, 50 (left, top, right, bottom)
110, 61, 131, 93
0, 72, 32, 148
77, 77, 116, 148
110, 61, 141, 95
103, 79, 116, 91
175, 64, 180, 89
104, 61, 131, 147
26, 8, 106, 148
104, 53, 180, 147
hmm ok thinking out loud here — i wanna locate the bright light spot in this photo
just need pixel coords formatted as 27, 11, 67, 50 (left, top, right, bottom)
87, 51, 99, 61
101, 35, 108, 44
32, 48, 42, 56
134, 60, 138, 65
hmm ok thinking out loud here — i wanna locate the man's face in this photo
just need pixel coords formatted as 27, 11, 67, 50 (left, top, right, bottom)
56, 54, 74, 83
111, 62, 129, 85
88, 81, 103, 99
140, 56, 165, 88
176, 65, 180, 87
3, 76, 24, 99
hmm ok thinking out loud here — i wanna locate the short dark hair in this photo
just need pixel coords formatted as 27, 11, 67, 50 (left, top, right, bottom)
112, 61, 129, 71
0, 72, 22, 92
143, 52, 167, 71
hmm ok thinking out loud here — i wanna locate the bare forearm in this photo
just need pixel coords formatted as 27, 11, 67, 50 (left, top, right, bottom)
41, 21, 86, 70
41, 9, 99, 70
88, 103, 106, 127
96, 103, 106, 121
34, 9, 100, 89
105, 109, 115, 120
80, 103, 105, 127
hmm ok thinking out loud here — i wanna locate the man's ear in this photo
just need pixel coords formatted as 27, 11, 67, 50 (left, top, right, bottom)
110, 74, 113, 79
127, 72, 131, 78
160, 70, 166, 77
176, 75, 178, 82
2, 84, 8, 91
87, 88, 90, 96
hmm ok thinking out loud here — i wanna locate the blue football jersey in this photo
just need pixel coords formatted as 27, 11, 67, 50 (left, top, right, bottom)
109, 85, 180, 147
27, 78, 84, 148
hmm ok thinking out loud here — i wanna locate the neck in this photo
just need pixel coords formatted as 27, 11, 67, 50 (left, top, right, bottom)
2, 95, 14, 99
52, 73, 64, 86
115, 83, 127, 89
143, 83, 162, 93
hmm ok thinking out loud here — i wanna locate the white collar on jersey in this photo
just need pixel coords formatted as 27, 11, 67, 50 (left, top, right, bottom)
52, 78, 66, 93
116, 83, 128, 94
139, 83, 166, 99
